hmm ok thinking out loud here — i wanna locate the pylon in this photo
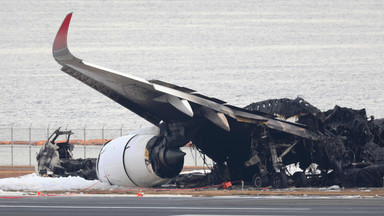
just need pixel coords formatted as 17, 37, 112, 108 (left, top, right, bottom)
136, 188, 144, 197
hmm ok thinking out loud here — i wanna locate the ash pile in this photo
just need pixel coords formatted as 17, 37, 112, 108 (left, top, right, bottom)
36, 128, 97, 180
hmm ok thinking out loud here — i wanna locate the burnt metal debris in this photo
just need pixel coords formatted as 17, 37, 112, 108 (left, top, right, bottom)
36, 128, 97, 180
240, 97, 384, 188
37, 98, 384, 188
178, 98, 384, 188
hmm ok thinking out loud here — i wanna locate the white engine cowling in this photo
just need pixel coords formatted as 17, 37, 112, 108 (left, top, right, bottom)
96, 126, 185, 187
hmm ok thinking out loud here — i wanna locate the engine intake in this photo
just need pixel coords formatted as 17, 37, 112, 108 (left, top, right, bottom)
96, 127, 185, 187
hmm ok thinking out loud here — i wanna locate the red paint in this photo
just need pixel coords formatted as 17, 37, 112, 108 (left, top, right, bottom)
52, 13, 73, 51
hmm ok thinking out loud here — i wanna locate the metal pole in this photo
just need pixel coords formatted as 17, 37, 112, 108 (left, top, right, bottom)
102, 124, 105, 145
47, 123, 50, 139
11, 124, 14, 166
83, 125, 87, 158
29, 124, 32, 166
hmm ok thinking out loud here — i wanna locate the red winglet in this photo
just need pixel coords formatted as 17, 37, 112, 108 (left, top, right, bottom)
53, 13, 73, 52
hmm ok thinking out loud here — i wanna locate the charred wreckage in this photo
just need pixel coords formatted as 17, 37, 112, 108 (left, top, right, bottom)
39, 13, 384, 189
36, 128, 97, 180
37, 98, 384, 188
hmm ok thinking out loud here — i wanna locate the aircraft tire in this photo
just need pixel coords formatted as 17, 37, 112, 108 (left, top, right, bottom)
252, 175, 263, 188
252, 174, 269, 188
271, 172, 288, 188
293, 172, 307, 187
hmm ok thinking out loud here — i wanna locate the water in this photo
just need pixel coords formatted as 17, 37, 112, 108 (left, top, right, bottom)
0, 0, 383, 131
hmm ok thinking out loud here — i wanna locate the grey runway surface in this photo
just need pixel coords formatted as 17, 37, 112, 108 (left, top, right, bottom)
1, 195, 384, 216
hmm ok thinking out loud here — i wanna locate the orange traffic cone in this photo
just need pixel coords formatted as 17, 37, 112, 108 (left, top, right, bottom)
222, 181, 232, 189
136, 188, 144, 197
37, 191, 45, 196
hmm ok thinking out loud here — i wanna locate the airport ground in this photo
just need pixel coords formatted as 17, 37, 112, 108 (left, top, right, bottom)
1, 196, 384, 216
2, 166, 384, 197
0, 165, 35, 178
2, 166, 384, 216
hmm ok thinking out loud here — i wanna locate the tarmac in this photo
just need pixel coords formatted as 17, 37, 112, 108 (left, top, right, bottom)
2, 166, 384, 198
1, 195, 384, 216
1, 166, 384, 215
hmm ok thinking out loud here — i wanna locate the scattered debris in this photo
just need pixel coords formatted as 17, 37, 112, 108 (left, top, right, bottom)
175, 172, 209, 188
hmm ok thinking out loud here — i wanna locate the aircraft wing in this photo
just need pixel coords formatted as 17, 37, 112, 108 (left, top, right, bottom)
53, 13, 319, 141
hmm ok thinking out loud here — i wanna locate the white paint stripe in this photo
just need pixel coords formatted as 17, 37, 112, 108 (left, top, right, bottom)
0, 205, 308, 211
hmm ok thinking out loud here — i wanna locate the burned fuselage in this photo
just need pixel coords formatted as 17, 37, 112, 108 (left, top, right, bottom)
177, 97, 384, 188
237, 97, 384, 187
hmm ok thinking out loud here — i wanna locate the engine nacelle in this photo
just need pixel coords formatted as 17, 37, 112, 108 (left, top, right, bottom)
96, 127, 185, 187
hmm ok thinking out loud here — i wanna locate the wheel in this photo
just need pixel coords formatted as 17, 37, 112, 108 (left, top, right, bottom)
293, 172, 307, 187
271, 172, 288, 188
252, 174, 269, 188
252, 175, 263, 188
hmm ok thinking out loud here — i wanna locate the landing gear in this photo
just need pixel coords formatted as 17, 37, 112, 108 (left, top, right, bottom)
252, 174, 269, 188
271, 172, 288, 188
293, 171, 307, 187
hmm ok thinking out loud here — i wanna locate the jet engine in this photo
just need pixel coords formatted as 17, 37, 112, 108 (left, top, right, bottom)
96, 126, 186, 187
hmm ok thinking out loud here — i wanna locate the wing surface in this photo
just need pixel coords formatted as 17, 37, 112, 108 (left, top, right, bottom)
53, 13, 319, 140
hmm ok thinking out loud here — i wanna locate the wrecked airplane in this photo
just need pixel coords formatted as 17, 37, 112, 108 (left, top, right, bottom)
49, 13, 384, 188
